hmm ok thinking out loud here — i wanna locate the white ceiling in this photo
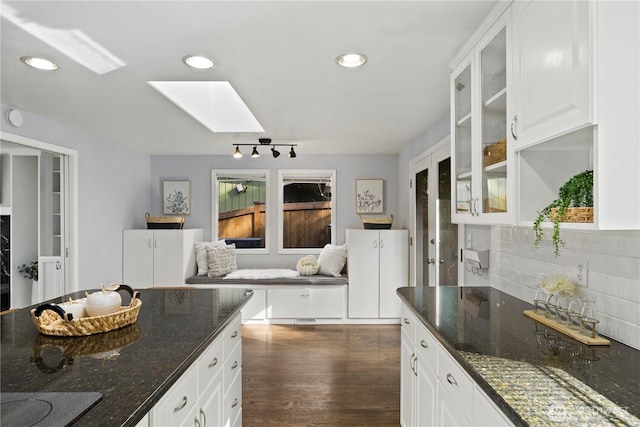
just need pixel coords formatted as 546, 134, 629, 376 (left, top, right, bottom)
0, 1, 497, 156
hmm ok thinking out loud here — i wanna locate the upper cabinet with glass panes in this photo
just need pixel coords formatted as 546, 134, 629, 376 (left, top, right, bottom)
450, 3, 514, 225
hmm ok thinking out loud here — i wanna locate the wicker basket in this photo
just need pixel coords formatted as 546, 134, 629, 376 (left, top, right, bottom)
550, 207, 593, 223
145, 212, 185, 229
31, 286, 141, 337
483, 139, 507, 167
359, 214, 394, 229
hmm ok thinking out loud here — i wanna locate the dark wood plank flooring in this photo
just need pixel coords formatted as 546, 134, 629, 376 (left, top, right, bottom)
242, 324, 401, 427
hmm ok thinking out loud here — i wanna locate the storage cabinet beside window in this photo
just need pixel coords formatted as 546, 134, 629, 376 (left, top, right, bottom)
347, 229, 408, 319
451, 9, 513, 225
123, 229, 203, 288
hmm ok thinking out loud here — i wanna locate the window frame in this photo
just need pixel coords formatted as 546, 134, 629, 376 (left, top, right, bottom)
277, 169, 336, 255
211, 169, 270, 255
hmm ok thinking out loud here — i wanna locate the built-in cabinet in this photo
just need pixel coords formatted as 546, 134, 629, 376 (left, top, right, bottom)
267, 286, 346, 319
123, 229, 202, 288
451, 7, 512, 225
346, 229, 408, 319
451, 0, 640, 231
400, 303, 512, 427
148, 313, 242, 427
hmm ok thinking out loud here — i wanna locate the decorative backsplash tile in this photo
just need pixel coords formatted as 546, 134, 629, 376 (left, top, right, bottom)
490, 226, 640, 350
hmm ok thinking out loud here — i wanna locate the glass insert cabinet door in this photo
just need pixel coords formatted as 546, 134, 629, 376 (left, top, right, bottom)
453, 60, 473, 217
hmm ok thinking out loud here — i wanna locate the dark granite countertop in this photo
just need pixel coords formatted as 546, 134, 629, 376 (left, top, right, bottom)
1, 288, 252, 426
397, 286, 640, 427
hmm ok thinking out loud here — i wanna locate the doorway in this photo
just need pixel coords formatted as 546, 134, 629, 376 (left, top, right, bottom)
409, 138, 458, 287
0, 133, 77, 309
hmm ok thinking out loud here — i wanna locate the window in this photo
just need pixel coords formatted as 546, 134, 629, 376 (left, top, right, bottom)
212, 170, 269, 253
278, 170, 335, 254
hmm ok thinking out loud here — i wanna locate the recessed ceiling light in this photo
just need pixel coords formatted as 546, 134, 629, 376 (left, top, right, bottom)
182, 55, 215, 69
336, 53, 367, 68
20, 56, 59, 71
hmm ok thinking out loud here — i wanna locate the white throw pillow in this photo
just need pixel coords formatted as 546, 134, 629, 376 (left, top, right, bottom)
317, 243, 347, 277
296, 255, 320, 276
194, 240, 227, 275
206, 244, 238, 277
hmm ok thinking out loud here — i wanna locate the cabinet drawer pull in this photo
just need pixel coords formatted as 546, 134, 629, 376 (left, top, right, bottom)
231, 360, 239, 370
173, 395, 188, 413
446, 373, 458, 388
231, 398, 239, 409
208, 357, 218, 368
420, 340, 428, 349
200, 408, 206, 427
231, 330, 238, 338
403, 318, 410, 325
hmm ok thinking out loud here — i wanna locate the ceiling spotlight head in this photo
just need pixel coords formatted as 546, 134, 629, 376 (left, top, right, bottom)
271, 147, 281, 158
251, 146, 260, 158
259, 138, 272, 145
288, 146, 297, 158
233, 146, 242, 158
336, 53, 367, 68
20, 56, 59, 71
182, 55, 215, 69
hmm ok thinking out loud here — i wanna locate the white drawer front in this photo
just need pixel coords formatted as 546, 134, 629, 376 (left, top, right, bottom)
197, 335, 223, 396
224, 314, 242, 360
415, 321, 438, 373
400, 304, 416, 343
437, 344, 474, 423
153, 363, 198, 427
267, 287, 345, 319
223, 369, 242, 427
224, 337, 242, 393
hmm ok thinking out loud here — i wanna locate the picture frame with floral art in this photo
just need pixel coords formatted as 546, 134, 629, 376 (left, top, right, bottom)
356, 179, 384, 213
163, 180, 191, 215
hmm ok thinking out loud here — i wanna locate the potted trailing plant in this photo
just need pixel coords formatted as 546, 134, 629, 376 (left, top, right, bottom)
18, 261, 38, 281
533, 170, 593, 257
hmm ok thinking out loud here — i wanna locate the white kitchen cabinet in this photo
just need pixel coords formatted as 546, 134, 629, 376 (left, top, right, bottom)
266, 286, 346, 319
451, 7, 514, 225
511, 0, 593, 148
39, 256, 63, 303
347, 229, 408, 319
149, 313, 242, 427
516, 1, 640, 231
123, 229, 202, 288
400, 302, 513, 427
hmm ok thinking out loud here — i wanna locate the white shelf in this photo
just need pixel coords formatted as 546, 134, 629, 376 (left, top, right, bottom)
483, 87, 506, 108
457, 112, 472, 127
457, 171, 472, 180
484, 160, 507, 173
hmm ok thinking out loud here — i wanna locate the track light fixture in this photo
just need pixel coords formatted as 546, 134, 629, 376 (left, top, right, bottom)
232, 139, 297, 158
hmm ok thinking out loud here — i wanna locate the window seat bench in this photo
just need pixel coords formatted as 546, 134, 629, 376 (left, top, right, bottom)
185, 273, 348, 324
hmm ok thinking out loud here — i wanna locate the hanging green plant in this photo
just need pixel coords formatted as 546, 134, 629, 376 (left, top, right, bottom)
533, 170, 593, 257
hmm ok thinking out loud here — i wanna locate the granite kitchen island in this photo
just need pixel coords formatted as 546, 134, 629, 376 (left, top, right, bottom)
397, 286, 640, 427
1, 287, 252, 426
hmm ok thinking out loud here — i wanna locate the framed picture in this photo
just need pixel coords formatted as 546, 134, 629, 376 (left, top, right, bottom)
356, 179, 384, 213
163, 180, 191, 214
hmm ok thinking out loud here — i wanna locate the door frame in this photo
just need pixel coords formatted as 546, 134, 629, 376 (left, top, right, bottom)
1, 131, 79, 294
409, 136, 451, 286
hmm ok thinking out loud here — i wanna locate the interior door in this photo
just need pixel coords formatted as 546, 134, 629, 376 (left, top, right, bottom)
410, 141, 458, 287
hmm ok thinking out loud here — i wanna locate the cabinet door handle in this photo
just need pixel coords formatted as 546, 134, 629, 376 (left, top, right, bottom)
154, 238, 158, 249
194, 418, 201, 427
200, 408, 206, 427
231, 330, 238, 338
473, 198, 480, 216
173, 395, 188, 413
446, 373, 458, 388
373, 240, 378, 248
403, 318, 410, 325
208, 357, 218, 368
231, 360, 239, 370
420, 340, 428, 349
380, 238, 384, 248
148, 238, 152, 248
510, 115, 518, 141
231, 398, 239, 409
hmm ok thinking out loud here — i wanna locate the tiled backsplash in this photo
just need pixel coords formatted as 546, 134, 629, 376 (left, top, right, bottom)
490, 226, 640, 350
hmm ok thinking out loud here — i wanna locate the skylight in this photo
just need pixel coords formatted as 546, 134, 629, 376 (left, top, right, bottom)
148, 81, 264, 133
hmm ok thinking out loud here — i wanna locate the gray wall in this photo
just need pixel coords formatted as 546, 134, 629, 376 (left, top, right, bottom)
1, 103, 151, 291
150, 154, 399, 269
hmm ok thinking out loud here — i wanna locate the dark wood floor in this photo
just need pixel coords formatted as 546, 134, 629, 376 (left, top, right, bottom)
242, 324, 401, 427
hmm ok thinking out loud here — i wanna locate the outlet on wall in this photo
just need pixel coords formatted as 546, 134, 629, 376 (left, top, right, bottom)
466, 234, 472, 248
571, 259, 588, 287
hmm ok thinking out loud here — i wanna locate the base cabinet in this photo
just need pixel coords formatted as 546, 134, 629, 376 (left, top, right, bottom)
267, 287, 346, 319
147, 313, 242, 427
400, 302, 512, 427
347, 229, 408, 319
123, 229, 202, 288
